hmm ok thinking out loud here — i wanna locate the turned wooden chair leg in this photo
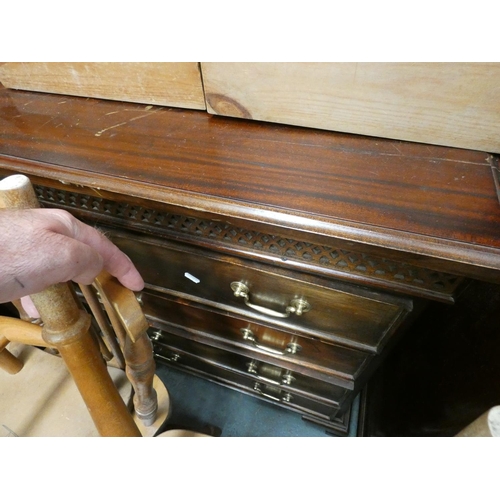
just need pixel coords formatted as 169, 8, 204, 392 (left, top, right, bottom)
0, 174, 142, 437
30, 283, 142, 436
123, 332, 158, 426
79, 284, 126, 370
92, 271, 158, 426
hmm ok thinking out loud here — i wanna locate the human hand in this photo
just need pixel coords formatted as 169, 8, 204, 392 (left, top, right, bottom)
0, 208, 144, 306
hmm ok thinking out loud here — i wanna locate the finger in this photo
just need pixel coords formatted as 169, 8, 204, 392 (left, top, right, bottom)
20, 296, 40, 318
59, 237, 106, 285
44, 209, 144, 291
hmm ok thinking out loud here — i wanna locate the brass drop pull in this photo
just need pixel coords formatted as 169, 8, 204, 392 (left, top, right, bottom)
155, 351, 181, 363
247, 360, 296, 386
150, 330, 163, 342
150, 330, 180, 362
230, 281, 310, 318
241, 328, 301, 355
253, 382, 292, 403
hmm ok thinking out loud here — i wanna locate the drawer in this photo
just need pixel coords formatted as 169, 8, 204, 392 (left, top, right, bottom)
142, 291, 369, 390
151, 333, 349, 425
151, 328, 350, 408
110, 230, 412, 353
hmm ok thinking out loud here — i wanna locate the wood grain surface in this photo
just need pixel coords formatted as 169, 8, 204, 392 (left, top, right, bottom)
201, 62, 500, 153
0, 62, 206, 109
0, 87, 499, 273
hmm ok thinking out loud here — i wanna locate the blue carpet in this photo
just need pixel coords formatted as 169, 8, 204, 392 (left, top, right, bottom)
155, 363, 359, 437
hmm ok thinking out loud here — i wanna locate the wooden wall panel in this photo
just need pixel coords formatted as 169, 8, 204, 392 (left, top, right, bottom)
201, 62, 500, 153
0, 62, 206, 109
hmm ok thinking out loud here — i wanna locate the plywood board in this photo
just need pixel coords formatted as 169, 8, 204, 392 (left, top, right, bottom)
201, 62, 500, 153
0, 62, 206, 109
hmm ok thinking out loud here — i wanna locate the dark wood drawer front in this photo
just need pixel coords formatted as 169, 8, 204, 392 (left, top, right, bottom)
151, 330, 349, 407
112, 231, 411, 352
152, 338, 346, 423
142, 291, 369, 389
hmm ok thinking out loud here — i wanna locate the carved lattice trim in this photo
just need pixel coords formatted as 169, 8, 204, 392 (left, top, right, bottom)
34, 185, 461, 297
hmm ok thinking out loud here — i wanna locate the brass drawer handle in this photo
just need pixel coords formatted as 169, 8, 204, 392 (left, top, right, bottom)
150, 330, 181, 362
247, 360, 295, 386
231, 281, 310, 318
241, 328, 301, 355
253, 382, 292, 403
154, 352, 181, 363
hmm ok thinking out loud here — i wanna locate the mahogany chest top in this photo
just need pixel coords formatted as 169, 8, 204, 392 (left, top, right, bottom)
0, 86, 499, 284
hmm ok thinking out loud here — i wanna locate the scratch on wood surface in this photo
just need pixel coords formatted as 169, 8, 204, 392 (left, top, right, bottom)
94, 109, 159, 137
36, 116, 56, 130
88, 187, 102, 197
391, 143, 403, 155
379, 153, 485, 165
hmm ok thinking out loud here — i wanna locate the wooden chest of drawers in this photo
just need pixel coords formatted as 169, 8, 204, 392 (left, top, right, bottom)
0, 179, 440, 434
1, 87, 499, 435
16, 183, 445, 434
